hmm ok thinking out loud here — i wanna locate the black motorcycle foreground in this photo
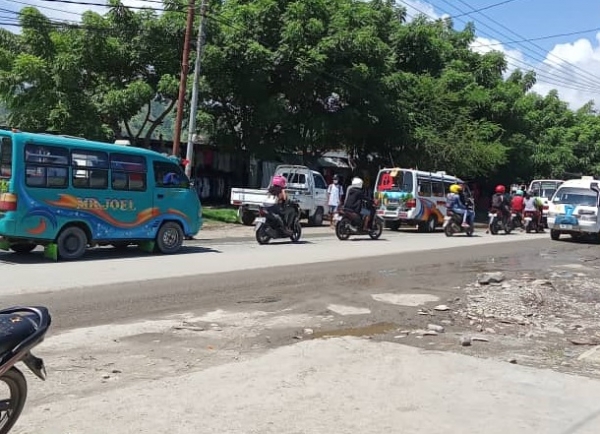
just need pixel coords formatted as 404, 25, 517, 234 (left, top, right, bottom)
0, 306, 51, 434
335, 201, 383, 241
255, 200, 302, 245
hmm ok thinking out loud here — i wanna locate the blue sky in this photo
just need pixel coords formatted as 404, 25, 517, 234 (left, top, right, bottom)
2, 0, 600, 108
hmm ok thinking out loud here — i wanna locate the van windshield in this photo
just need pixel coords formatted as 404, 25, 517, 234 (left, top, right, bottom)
0, 136, 12, 180
552, 187, 597, 207
376, 170, 413, 193
531, 181, 562, 200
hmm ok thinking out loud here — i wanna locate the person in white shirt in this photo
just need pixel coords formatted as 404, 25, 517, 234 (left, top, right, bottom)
327, 174, 344, 227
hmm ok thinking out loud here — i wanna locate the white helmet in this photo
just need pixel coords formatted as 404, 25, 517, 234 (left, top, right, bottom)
351, 177, 364, 189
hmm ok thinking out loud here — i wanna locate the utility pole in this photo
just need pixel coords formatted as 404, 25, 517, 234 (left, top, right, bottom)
172, 0, 196, 158
185, 0, 208, 178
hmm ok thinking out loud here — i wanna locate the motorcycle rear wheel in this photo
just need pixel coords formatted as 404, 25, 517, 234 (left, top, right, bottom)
335, 218, 352, 241
0, 367, 28, 434
489, 220, 499, 235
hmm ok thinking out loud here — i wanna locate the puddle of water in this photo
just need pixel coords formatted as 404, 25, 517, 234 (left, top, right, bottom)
310, 322, 397, 339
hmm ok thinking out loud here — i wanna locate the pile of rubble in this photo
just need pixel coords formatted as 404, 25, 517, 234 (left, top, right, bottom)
457, 271, 600, 345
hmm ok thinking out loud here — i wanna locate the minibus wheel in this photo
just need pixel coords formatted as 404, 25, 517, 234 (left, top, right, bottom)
57, 226, 88, 260
156, 222, 184, 254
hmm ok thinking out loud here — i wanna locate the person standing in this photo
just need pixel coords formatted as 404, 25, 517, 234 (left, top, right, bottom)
327, 174, 344, 227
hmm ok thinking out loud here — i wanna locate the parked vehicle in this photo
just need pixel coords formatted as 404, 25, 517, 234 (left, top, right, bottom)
0, 130, 202, 260
547, 176, 600, 241
523, 210, 543, 233
0, 306, 51, 434
373, 168, 469, 233
334, 199, 383, 240
488, 209, 513, 235
231, 165, 327, 226
254, 198, 302, 245
528, 179, 564, 228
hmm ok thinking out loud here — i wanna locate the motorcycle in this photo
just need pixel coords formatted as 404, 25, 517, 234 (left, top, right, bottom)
511, 211, 524, 230
523, 210, 543, 233
335, 200, 383, 241
443, 210, 474, 237
0, 306, 51, 434
488, 208, 513, 235
255, 199, 302, 245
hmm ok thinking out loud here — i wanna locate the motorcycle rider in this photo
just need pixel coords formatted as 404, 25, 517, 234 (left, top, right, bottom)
491, 184, 511, 223
343, 177, 370, 229
534, 193, 546, 231
266, 175, 292, 236
523, 190, 539, 229
447, 184, 473, 228
511, 189, 525, 229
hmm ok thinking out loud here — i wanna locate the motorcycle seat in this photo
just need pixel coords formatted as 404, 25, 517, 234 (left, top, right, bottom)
0, 313, 37, 356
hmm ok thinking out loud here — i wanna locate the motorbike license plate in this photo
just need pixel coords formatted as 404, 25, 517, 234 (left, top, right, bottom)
559, 224, 573, 230
254, 217, 266, 231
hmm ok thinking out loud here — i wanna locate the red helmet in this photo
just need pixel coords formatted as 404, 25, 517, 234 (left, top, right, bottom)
495, 185, 506, 194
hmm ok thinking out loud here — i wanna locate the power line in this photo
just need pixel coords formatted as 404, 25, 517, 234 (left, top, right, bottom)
451, 0, 523, 18
397, 0, 600, 94
430, 0, 600, 93
21, 0, 175, 13
449, 0, 600, 91
473, 25, 600, 47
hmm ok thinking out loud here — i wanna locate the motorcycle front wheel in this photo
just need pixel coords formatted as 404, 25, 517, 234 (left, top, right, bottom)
255, 225, 271, 245
335, 218, 352, 241
443, 224, 454, 237
369, 220, 383, 240
0, 367, 28, 434
290, 219, 302, 243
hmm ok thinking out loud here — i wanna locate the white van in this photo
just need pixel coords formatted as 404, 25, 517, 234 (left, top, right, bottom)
547, 176, 600, 241
373, 168, 468, 232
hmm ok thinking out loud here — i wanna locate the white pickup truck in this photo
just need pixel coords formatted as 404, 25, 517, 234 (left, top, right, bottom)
231, 165, 329, 226
528, 179, 564, 227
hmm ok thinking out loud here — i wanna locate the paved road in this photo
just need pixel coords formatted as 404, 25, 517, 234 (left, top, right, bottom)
6, 234, 600, 433
1, 229, 542, 296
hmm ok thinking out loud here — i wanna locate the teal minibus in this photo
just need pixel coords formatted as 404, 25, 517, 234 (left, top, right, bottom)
0, 129, 202, 260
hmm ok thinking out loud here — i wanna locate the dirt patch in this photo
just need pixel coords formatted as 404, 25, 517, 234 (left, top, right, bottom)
384, 267, 600, 379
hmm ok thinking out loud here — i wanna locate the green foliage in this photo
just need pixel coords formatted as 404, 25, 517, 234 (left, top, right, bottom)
1, 0, 600, 183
